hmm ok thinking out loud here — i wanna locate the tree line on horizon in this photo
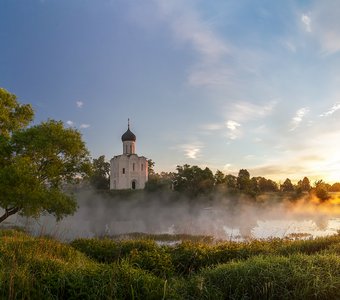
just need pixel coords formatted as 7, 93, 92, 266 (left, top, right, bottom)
89, 155, 340, 201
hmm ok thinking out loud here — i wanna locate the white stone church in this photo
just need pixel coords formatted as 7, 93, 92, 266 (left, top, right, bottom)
110, 121, 148, 190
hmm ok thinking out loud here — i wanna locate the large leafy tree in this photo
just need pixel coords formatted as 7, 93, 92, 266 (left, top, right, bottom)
0, 88, 91, 223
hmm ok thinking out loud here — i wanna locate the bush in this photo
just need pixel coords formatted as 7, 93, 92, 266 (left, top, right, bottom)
70, 238, 159, 263
1, 229, 340, 299
0, 230, 171, 299
186, 254, 340, 299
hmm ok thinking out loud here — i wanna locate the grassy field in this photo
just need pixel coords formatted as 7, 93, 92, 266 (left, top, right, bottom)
0, 229, 340, 299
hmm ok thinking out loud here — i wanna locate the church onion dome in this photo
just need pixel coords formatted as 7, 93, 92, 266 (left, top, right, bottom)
121, 121, 136, 141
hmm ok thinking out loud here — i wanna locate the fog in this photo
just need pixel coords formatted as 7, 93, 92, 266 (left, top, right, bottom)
6, 189, 340, 241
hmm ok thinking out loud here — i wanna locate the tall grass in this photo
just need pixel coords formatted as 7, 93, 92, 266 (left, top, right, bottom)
1, 229, 340, 299
186, 254, 340, 299
71, 234, 340, 276
0, 230, 168, 299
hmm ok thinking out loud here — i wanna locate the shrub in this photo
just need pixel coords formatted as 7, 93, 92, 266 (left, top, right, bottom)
186, 254, 340, 299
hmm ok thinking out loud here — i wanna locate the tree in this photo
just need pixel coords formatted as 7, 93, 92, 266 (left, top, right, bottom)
237, 169, 251, 191
257, 177, 279, 193
214, 170, 225, 185
330, 182, 340, 192
313, 180, 330, 201
0, 88, 34, 138
145, 172, 174, 191
225, 174, 238, 192
280, 178, 294, 192
148, 159, 155, 177
300, 177, 311, 192
173, 164, 214, 197
0, 88, 91, 223
248, 177, 260, 196
90, 155, 110, 189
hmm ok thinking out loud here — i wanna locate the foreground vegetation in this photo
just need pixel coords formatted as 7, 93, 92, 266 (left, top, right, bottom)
1, 229, 340, 299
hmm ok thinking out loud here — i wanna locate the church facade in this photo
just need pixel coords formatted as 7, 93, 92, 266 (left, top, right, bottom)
110, 122, 148, 190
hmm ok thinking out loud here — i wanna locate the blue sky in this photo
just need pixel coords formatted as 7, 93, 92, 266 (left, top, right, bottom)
1, 0, 340, 183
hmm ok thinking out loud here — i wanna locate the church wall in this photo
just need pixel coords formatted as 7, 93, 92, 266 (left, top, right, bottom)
110, 154, 148, 190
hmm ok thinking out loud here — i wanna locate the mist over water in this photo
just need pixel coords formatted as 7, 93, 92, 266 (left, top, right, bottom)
7, 189, 340, 241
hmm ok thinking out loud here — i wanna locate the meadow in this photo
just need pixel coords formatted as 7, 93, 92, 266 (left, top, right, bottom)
1, 229, 340, 299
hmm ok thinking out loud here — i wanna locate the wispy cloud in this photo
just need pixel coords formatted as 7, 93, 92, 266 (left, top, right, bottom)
281, 40, 296, 53
178, 143, 203, 159
66, 120, 74, 126
80, 124, 90, 129
154, 0, 230, 87
226, 120, 241, 140
303, 2, 340, 54
320, 103, 340, 117
290, 107, 309, 131
228, 100, 277, 122
201, 101, 276, 141
157, 1, 228, 63
188, 67, 232, 86
76, 101, 84, 108
200, 123, 223, 131
301, 14, 312, 32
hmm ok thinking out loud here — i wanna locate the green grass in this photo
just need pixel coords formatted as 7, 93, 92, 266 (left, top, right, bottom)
1, 229, 340, 299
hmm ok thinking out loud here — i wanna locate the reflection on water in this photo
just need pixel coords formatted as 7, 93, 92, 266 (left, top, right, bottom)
2, 190, 340, 241
7, 215, 340, 242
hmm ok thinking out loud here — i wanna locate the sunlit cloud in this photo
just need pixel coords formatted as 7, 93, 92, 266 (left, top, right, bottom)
66, 120, 74, 126
226, 120, 241, 140
80, 124, 90, 129
226, 120, 240, 131
290, 107, 309, 131
186, 148, 200, 159
223, 163, 233, 173
177, 143, 203, 160
320, 103, 340, 117
76, 101, 84, 108
301, 14, 312, 32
